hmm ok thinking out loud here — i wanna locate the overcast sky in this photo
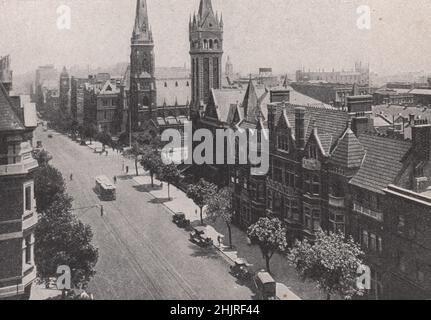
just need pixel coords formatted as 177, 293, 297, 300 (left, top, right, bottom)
1, 0, 431, 76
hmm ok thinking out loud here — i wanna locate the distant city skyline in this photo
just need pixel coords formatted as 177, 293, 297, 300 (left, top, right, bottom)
1, 0, 431, 76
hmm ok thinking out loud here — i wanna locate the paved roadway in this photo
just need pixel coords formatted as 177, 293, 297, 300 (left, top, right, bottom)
35, 127, 253, 300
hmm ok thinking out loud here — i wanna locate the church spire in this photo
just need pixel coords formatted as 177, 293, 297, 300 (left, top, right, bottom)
132, 0, 152, 42
198, 0, 214, 20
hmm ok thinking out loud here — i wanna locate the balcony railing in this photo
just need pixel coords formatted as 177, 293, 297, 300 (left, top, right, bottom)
302, 158, 321, 171
0, 159, 38, 176
328, 194, 345, 208
353, 202, 383, 222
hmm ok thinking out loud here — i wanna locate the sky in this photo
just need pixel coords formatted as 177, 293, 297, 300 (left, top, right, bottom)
1, 0, 431, 76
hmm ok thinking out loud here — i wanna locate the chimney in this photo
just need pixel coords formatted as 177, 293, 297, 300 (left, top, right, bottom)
270, 88, 290, 103
412, 119, 431, 161
295, 107, 306, 150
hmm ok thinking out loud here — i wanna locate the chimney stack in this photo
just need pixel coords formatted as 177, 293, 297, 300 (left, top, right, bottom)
412, 119, 431, 161
295, 107, 306, 150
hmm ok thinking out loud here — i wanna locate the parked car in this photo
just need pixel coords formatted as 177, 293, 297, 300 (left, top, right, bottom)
173, 212, 190, 228
48, 134, 53, 138
230, 258, 253, 282
190, 226, 213, 247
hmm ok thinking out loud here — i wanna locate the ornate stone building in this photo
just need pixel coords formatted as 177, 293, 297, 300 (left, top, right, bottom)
130, 0, 157, 130
189, 0, 223, 117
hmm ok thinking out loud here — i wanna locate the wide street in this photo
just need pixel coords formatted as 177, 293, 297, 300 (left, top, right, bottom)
35, 127, 254, 300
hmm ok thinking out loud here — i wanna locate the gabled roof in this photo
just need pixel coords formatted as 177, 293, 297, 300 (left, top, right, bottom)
0, 82, 24, 132
99, 80, 119, 95
242, 79, 259, 122
330, 127, 365, 169
273, 103, 349, 154
349, 134, 412, 194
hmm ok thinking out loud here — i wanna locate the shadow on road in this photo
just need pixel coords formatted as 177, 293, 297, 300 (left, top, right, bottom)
148, 197, 172, 204
117, 175, 133, 181
188, 242, 220, 260
133, 184, 163, 193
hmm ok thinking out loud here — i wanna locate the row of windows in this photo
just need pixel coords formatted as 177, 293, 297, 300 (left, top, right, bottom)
193, 39, 220, 50
361, 229, 383, 253
163, 81, 190, 87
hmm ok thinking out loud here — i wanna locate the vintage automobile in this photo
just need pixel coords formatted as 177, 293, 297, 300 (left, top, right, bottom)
254, 271, 277, 300
230, 258, 253, 282
190, 226, 213, 247
172, 212, 190, 228
48, 134, 53, 138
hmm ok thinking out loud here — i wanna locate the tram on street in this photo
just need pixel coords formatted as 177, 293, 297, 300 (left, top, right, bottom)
95, 175, 116, 201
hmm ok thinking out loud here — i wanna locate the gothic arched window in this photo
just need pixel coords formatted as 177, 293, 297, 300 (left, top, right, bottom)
209, 39, 213, 49
214, 40, 219, 49
143, 96, 150, 107
203, 39, 208, 49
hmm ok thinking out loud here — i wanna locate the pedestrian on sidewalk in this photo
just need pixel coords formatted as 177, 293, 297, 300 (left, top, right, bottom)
126, 166, 129, 174
114, 176, 117, 184
70, 174, 73, 181
217, 235, 222, 248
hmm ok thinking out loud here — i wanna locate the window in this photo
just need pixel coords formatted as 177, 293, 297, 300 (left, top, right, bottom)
164, 82, 167, 87
312, 210, 321, 230
175, 81, 178, 87
304, 207, 320, 232
25, 235, 32, 265
312, 175, 320, 196
362, 230, 369, 249
104, 111, 107, 119
329, 212, 345, 233
397, 215, 406, 235
398, 251, 407, 273
267, 191, 273, 210
25, 185, 32, 211
277, 133, 289, 152
103, 99, 108, 106
370, 269, 383, 300
186, 81, 190, 87
285, 171, 295, 188
308, 144, 318, 159
416, 262, 425, 282
370, 233, 377, 251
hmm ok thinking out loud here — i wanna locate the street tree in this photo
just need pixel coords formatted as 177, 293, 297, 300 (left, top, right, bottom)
33, 149, 52, 167
247, 217, 288, 273
96, 131, 113, 149
288, 230, 365, 300
34, 164, 68, 213
205, 187, 234, 247
83, 123, 98, 144
35, 194, 99, 291
158, 163, 180, 200
123, 141, 143, 176
140, 147, 163, 187
187, 178, 217, 225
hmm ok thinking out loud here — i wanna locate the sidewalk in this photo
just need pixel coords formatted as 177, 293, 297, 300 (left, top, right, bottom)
130, 173, 322, 300
78, 138, 322, 299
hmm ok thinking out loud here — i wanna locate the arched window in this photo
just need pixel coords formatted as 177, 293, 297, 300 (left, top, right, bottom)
209, 39, 213, 49
175, 81, 178, 87
214, 40, 219, 49
143, 96, 150, 107
203, 39, 208, 49
164, 82, 167, 87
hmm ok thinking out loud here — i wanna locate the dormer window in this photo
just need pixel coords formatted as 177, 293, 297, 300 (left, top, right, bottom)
277, 133, 289, 152
308, 144, 318, 159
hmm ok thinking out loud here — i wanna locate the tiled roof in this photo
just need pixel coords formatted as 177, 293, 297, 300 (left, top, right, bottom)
0, 82, 24, 132
274, 103, 349, 153
156, 79, 190, 107
372, 104, 431, 125
330, 128, 365, 169
349, 134, 412, 194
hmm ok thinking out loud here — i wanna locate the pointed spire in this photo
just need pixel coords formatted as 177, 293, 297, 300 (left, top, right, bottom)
132, 0, 152, 42
242, 78, 259, 119
198, 0, 214, 19
219, 13, 224, 27
282, 74, 289, 88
